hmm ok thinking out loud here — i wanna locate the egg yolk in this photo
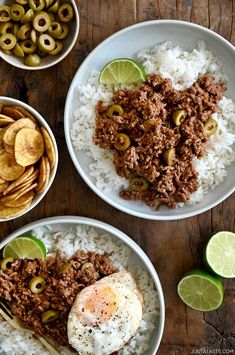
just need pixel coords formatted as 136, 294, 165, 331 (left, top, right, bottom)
76, 284, 118, 326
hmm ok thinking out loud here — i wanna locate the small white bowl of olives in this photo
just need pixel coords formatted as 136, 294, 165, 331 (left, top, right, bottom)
0, 0, 79, 69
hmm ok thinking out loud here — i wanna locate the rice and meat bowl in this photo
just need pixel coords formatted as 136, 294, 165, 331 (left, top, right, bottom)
71, 41, 235, 209
0, 225, 160, 355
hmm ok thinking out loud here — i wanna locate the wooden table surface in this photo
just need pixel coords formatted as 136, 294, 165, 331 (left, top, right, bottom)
0, 0, 235, 354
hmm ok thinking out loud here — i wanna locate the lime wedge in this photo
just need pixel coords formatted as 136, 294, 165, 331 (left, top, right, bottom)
204, 231, 235, 278
3, 234, 47, 260
177, 270, 224, 312
99, 58, 146, 84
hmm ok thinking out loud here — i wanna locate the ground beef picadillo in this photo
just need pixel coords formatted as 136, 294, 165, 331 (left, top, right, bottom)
93, 74, 226, 209
0, 250, 117, 346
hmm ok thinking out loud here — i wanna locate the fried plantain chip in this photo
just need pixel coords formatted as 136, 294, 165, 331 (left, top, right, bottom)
4, 142, 14, 154
0, 128, 5, 149
2, 106, 25, 120
41, 127, 56, 169
35, 157, 46, 192
15, 128, 44, 166
2, 190, 34, 208
0, 114, 15, 126
0, 149, 6, 157
0, 177, 6, 184
9, 169, 38, 194
43, 157, 50, 191
3, 166, 34, 196
0, 181, 9, 193
12, 106, 36, 123
0, 141, 3, 151
0, 201, 31, 218
0, 153, 25, 181
1, 182, 37, 202
3, 118, 36, 146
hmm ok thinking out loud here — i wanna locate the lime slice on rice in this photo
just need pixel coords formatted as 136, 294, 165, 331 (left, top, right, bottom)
204, 231, 235, 278
3, 234, 47, 260
177, 270, 224, 312
99, 58, 147, 84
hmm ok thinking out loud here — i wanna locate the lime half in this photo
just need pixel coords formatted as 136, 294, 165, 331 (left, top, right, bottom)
177, 270, 224, 312
204, 231, 235, 278
3, 235, 47, 260
99, 58, 147, 84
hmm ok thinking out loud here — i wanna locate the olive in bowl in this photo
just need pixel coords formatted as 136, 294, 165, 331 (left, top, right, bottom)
0, 0, 79, 70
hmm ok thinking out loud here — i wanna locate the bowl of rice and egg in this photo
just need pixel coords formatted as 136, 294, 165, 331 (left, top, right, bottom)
0, 216, 165, 354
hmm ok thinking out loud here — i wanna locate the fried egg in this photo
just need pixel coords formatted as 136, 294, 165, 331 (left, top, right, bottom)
67, 271, 143, 355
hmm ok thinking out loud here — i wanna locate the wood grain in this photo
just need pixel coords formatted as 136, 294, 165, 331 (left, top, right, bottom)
0, 0, 235, 354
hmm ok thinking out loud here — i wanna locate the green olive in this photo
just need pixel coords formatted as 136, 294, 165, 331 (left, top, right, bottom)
172, 109, 187, 126
58, 3, 74, 22
47, 12, 55, 22
130, 176, 149, 192
81, 262, 94, 272
0, 6, 11, 23
48, 21, 62, 38
33, 11, 51, 32
1, 49, 12, 55
114, 133, 131, 151
10, 4, 25, 22
0, 33, 17, 50
58, 263, 71, 275
29, 276, 46, 294
45, 0, 54, 7
49, 40, 63, 54
42, 310, 58, 323
17, 24, 31, 40
13, 24, 19, 36
30, 29, 38, 43
37, 49, 48, 58
48, 0, 60, 13
0, 23, 14, 35
13, 43, 25, 57
1, 257, 14, 271
24, 53, 41, 66
107, 104, 123, 118
29, 0, 45, 11
57, 23, 69, 39
204, 117, 218, 136
163, 147, 176, 166
20, 39, 37, 54
38, 33, 55, 52
21, 9, 34, 24
16, 0, 28, 4
144, 119, 155, 129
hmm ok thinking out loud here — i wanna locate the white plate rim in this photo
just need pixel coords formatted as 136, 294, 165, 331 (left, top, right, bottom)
64, 19, 235, 220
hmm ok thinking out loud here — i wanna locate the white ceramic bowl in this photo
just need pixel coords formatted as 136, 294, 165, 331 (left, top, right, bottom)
0, 215, 165, 354
0, 0, 79, 70
64, 20, 235, 220
0, 96, 58, 222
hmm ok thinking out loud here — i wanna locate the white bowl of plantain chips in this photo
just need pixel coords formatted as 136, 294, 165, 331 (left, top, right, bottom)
0, 97, 58, 221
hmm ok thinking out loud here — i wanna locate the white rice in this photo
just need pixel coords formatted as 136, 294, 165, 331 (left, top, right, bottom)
0, 225, 160, 355
71, 41, 235, 205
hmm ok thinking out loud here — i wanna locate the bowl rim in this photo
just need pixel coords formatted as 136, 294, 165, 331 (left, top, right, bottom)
64, 19, 235, 220
0, 96, 59, 222
0, 0, 80, 71
0, 215, 165, 354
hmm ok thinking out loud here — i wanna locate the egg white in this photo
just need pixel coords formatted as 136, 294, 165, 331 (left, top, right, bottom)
67, 271, 143, 355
